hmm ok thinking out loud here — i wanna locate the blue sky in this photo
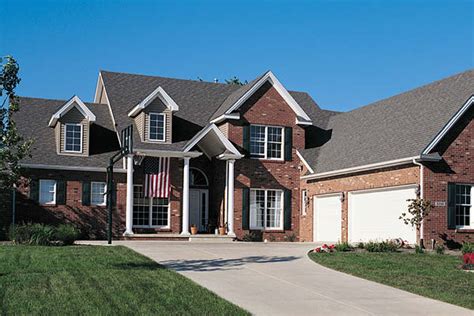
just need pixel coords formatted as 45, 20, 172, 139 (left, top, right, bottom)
2, 0, 473, 112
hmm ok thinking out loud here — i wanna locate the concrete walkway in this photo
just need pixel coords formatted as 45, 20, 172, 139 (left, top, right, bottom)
84, 241, 473, 316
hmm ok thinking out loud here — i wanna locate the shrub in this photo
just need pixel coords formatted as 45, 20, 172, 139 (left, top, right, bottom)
461, 242, 474, 255
415, 245, 424, 254
357, 242, 364, 249
284, 233, 297, 242
242, 231, 263, 242
435, 245, 445, 255
335, 242, 353, 252
9, 223, 54, 245
54, 224, 79, 245
364, 241, 398, 253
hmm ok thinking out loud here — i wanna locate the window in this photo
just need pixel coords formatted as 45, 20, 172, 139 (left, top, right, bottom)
250, 189, 283, 230
455, 184, 472, 228
148, 113, 165, 141
133, 185, 169, 227
39, 179, 56, 205
64, 124, 82, 153
91, 182, 107, 206
250, 125, 283, 159
301, 190, 308, 216
190, 168, 208, 187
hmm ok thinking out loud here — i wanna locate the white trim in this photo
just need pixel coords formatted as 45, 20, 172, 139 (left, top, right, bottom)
210, 113, 240, 124
189, 167, 209, 187
224, 71, 312, 124
48, 96, 96, 127
422, 95, 474, 155
128, 86, 179, 117
348, 183, 419, 195
91, 181, 107, 206
39, 179, 57, 206
20, 163, 127, 173
454, 184, 473, 230
134, 149, 202, 158
296, 150, 314, 174
147, 112, 166, 142
95, 72, 121, 145
301, 156, 420, 180
183, 124, 243, 158
63, 123, 83, 153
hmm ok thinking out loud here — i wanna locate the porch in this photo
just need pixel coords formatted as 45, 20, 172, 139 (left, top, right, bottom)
121, 124, 243, 238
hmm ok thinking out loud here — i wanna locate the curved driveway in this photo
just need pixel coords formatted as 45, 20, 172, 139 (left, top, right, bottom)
101, 241, 472, 316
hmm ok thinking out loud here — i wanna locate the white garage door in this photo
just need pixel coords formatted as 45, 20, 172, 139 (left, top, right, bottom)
313, 195, 342, 242
349, 185, 417, 244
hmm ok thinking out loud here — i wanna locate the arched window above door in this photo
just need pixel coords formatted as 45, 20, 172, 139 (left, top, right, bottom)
190, 168, 208, 187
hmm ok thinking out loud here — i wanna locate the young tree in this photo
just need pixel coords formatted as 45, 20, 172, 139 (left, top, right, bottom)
0, 56, 32, 191
399, 198, 431, 247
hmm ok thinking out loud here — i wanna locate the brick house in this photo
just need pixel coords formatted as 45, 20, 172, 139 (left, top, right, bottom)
9, 69, 473, 246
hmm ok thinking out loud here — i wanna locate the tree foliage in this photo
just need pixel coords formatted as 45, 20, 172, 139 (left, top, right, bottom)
0, 56, 32, 190
225, 76, 247, 86
400, 198, 431, 245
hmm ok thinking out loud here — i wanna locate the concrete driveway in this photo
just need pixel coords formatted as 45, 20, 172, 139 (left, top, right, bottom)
88, 241, 472, 316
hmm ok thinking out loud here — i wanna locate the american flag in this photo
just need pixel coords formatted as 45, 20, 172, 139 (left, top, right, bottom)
143, 157, 170, 198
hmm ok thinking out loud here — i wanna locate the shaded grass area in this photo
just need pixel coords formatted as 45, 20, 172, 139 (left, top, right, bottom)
0, 245, 248, 315
309, 251, 473, 310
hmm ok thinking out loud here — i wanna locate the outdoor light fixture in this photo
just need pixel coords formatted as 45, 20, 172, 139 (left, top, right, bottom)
339, 192, 345, 202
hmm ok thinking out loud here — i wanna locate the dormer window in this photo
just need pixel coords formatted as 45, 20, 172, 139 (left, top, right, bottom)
64, 123, 83, 153
149, 113, 165, 141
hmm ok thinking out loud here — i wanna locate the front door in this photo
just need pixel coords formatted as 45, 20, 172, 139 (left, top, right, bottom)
189, 189, 209, 232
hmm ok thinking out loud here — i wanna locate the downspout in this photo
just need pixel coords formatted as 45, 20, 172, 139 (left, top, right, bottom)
412, 158, 424, 247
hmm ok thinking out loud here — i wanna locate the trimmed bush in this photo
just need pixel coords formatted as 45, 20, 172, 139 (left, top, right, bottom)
55, 224, 79, 245
435, 245, 445, 255
364, 241, 398, 253
335, 242, 353, 252
242, 231, 263, 242
415, 245, 424, 254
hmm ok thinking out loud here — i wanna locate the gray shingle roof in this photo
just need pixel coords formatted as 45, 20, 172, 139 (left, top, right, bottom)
300, 69, 474, 174
16, 97, 118, 169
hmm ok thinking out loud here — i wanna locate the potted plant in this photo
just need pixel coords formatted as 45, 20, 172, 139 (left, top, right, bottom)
190, 224, 198, 235
218, 224, 226, 235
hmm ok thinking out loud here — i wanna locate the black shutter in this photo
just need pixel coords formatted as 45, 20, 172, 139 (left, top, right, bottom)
29, 179, 39, 203
242, 188, 250, 230
284, 127, 292, 161
284, 189, 292, 230
242, 125, 250, 157
82, 181, 91, 206
56, 180, 66, 205
447, 183, 456, 229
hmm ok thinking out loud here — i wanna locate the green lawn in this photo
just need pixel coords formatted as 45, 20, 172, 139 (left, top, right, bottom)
309, 251, 474, 310
0, 245, 248, 315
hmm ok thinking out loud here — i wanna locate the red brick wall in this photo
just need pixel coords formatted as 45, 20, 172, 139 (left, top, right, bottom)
423, 108, 473, 246
222, 82, 304, 240
300, 165, 420, 242
15, 169, 127, 239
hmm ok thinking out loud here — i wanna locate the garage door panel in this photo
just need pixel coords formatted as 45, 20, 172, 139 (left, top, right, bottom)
313, 195, 342, 242
349, 186, 417, 244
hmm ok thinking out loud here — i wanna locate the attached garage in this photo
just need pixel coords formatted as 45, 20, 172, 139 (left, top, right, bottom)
348, 185, 417, 244
313, 194, 342, 242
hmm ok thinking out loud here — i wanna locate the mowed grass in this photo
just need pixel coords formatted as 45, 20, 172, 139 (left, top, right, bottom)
0, 245, 249, 315
309, 251, 474, 310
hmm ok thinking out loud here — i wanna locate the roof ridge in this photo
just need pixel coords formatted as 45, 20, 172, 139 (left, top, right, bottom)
18, 96, 106, 106
334, 68, 474, 117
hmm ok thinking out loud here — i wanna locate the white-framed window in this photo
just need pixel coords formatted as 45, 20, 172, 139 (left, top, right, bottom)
301, 189, 308, 216
250, 189, 283, 230
148, 113, 166, 141
455, 184, 472, 228
250, 125, 283, 160
91, 182, 107, 206
64, 123, 83, 153
39, 179, 56, 205
132, 185, 170, 228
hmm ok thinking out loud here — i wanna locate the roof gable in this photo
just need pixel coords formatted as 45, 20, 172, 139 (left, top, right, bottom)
48, 96, 96, 127
211, 71, 312, 125
128, 86, 179, 117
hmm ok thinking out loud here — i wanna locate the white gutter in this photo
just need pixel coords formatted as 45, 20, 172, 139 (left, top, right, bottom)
412, 158, 424, 245
301, 156, 420, 180
134, 149, 202, 158
209, 113, 240, 124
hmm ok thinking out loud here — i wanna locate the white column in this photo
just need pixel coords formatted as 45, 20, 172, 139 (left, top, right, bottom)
181, 157, 191, 235
124, 155, 134, 235
226, 159, 235, 236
